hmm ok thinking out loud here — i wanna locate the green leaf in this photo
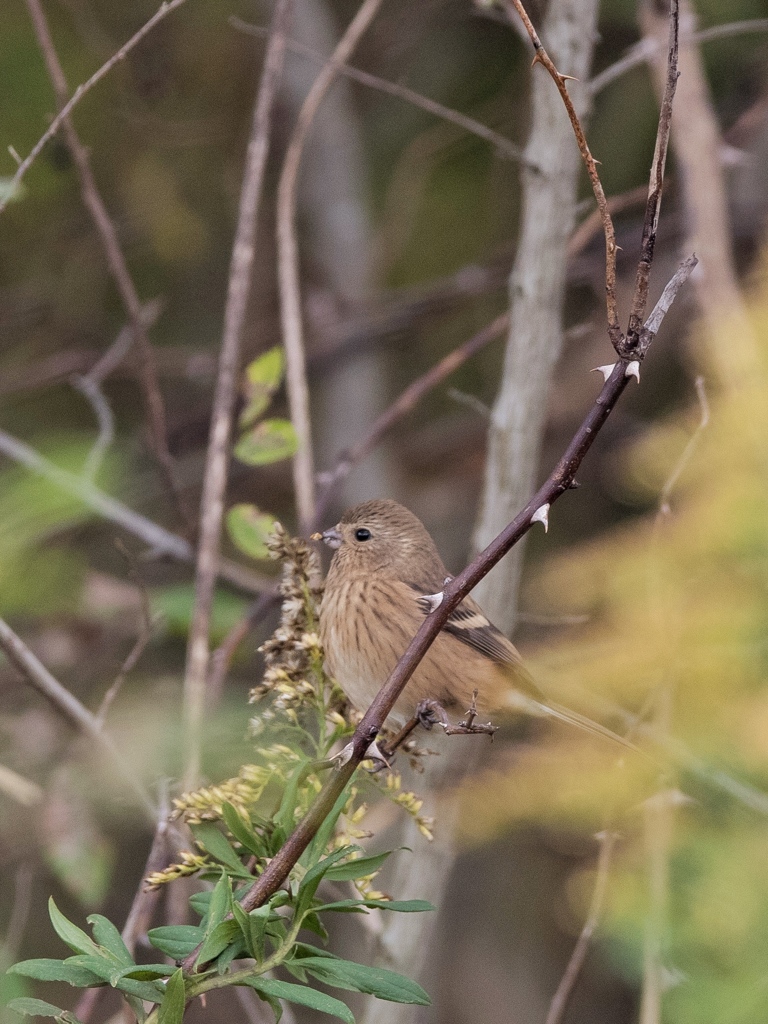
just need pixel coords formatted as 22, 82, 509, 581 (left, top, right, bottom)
48, 899, 100, 956
304, 785, 354, 868
196, 920, 241, 968
234, 419, 298, 466
299, 847, 359, 905
5, 998, 72, 1019
157, 968, 185, 1024
7, 959, 102, 987
323, 851, 392, 882
273, 761, 311, 843
236, 903, 271, 962
190, 823, 250, 875
148, 925, 204, 960
205, 871, 234, 931
317, 899, 435, 914
240, 347, 285, 427
86, 915, 133, 965
242, 977, 354, 1024
226, 504, 277, 561
61, 956, 165, 1002
221, 802, 265, 857
298, 957, 431, 1005
115, 964, 176, 981
151, 585, 248, 642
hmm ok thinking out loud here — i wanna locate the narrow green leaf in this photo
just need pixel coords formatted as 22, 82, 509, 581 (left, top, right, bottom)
226, 505, 277, 561
221, 802, 265, 857
300, 846, 359, 905
323, 851, 391, 881
6, 998, 69, 1019
234, 419, 298, 466
191, 822, 249, 874
196, 919, 241, 968
205, 871, 233, 932
240, 347, 285, 427
87, 914, 133, 965
299, 957, 431, 1005
157, 968, 185, 1024
114, 964, 176, 981
148, 925, 204, 960
48, 899, 100, 956
304, 784, 353, 867
7, 959, 102, 987
317, 899, 435, 914
273, 761, 311, 841
61, 956, 165, 1002
242, 978, 354, 1024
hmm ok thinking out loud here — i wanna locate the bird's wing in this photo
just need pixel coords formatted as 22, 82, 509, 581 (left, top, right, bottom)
409, 586, 545, 701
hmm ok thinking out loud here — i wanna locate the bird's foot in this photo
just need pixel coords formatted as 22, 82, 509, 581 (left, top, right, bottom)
417, 691, 499, 738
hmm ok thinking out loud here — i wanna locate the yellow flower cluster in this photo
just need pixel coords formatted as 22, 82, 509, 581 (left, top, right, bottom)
144, 851, 210, 890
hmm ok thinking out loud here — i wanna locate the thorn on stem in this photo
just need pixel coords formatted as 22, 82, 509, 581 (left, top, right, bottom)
625, 360, 641, 383
592, 363, 616, 381
531, 503, 550, 532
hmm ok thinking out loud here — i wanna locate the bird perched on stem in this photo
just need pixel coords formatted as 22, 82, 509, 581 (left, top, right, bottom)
315, 499, 631, 748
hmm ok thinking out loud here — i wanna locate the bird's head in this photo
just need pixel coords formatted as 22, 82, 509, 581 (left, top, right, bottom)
313, 499, 446, 584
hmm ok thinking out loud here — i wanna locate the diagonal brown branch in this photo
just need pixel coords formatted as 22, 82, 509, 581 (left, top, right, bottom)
277, 0, 386, 535
182, 0, 294, 791
23, 0, 192, 524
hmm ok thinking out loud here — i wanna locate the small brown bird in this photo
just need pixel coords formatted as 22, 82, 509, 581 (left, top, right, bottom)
317, 499, 627, 746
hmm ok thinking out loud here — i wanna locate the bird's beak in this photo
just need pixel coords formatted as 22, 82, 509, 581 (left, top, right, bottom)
310, 526, 342, 549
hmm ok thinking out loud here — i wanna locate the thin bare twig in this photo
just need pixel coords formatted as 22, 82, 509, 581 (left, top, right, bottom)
0, 427, 272, 593
0, 0, 192, 216
23, 0, 192, 524
627, 0, 680, 346
657, 376, 709, 517
590, 18, 768, 96
230, 17, 525, 163
501, 0, 622, 349
71, 374, 115, 482
182, 0, 294, 790
96, 541, 158, 726
0, 617, 155, 817
277, 0, 386, 534
544, 831, 619, 1024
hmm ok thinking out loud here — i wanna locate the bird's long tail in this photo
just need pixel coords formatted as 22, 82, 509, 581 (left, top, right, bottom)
506, 691, 639, 753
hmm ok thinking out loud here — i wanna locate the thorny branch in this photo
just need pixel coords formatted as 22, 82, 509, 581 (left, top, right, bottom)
277, 0, 386, 534
500, 0, 621, 349
24, 0, 191, 524
182, 0, 293, 792
627, 0, 680, 345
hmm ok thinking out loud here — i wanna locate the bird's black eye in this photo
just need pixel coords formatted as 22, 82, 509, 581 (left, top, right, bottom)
354, 527, 372, 542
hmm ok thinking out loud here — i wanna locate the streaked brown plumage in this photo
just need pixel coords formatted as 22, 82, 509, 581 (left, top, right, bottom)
317, 499, 625, 745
